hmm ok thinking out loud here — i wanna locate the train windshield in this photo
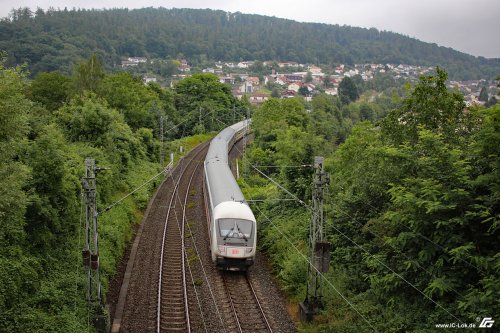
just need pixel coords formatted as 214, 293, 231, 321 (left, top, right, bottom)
218, 218, 252, 239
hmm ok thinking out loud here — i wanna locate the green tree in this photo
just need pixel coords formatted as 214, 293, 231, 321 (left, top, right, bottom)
174, 73, 238, 135
29, 71, 70, 111
382, 68, 472, 145
71, 53, 105, 95
298, 85, 309, 96
478, 86, 488, 102
0, 62, 31, 248
0, 58, 45, 333
25, 125, 79, 251
305, 71, 313, 83
98, 72, 161, 130
326, 69, 499, 330
323, 73, 332, 88
338, 76, 359, 105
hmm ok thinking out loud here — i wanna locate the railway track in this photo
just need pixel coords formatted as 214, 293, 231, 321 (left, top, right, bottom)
222, 272, 273, 333
113, 134, 296, 333
157, 142, 210, 333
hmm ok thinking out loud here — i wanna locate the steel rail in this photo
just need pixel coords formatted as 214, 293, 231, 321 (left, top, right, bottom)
221, 274, 244, 333
221, 272, 274, 333
156, 142, 209, 333
246, 276, 273, 333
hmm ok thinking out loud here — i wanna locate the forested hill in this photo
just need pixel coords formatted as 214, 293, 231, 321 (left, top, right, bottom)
1, 7, 499, 79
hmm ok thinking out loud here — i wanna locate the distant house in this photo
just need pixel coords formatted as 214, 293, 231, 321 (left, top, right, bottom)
287, 82, 301, 92
278, 61, 299, 68
284, 74, 303, 82
304, 83, 315, 92
308, 65, 322, 74
219, 76, 236, 85
325, 88, 338, 96
143, 76, 157, 84
281, 90, 297, 98
121, 61, 138, 68
128, 57, 147, 63
246, 76, 260, 85
263, 75, 275, 86
275, 76, 287, 85
178, 59, 191, 72
121, 57, 147, 68
237, 61, 254, 69
249, 93, 268, 104
239, 82, 254, 94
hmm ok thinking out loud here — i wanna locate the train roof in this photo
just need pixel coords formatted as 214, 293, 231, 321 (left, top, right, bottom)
213, 201, 255, 221
205, 158, 246, 207
205, 126, 235, 163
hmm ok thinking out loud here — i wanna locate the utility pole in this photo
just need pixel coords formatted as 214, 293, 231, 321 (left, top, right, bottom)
160, 115, 164, 166
199, 106, 203, 135
82, 158, 107, 332
299, 156, 331, 322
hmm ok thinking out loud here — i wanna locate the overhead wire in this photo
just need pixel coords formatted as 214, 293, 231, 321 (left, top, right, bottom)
170, 164, 228, 333
251, 203, 378, 332
247, 160, 464, 324
224, 122, 464, 325
339, 188, 486, 274
97, 163, 172, 216
98, 106, 223, 216
214, 116, 377, 329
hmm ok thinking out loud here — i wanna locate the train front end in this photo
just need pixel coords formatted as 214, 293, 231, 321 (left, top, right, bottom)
212, 201, 256, 271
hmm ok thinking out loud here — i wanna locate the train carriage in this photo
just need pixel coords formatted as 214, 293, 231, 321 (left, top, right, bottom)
203, 120, 256, 271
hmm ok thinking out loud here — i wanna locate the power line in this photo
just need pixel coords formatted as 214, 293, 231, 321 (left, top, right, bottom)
247, 162, 465, 324
228, 135, 465, 324
338, 189, 486, 274
97, 162, 173, 216
216, 116, 468, 325
251, 203, 377, 331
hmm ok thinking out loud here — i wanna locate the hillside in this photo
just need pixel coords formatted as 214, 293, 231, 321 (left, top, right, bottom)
0, 7, 499, 79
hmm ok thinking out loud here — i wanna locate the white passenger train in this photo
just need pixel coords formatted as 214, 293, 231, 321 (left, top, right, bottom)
203, 120, 256, 271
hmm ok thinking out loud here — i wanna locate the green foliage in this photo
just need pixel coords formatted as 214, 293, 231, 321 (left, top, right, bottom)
338, 77, 360, 105
325, 72, 499, 329
478, 86, 489, 102
98, 72, 162, 130
0, 55, 186, 330
0, 62, 31, 248
1, 8, 498, 80
25, 125, 80, 251
382, 68, 474, 145
246, 68, 499, 331
29, 71, 70, 111
71, 53, 105, 95
174, 73, 242, 136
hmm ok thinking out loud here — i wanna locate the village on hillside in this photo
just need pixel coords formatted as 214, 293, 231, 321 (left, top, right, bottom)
121, 57, 499, 107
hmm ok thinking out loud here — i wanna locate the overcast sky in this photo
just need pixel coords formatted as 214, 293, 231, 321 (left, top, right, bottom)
1, 0, 499, 58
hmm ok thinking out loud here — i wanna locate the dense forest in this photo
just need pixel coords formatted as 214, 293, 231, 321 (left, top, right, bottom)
1, 43, 498, 330
1, 7, 499, 80
0, 54, 247, 331
241, 70, 499, 331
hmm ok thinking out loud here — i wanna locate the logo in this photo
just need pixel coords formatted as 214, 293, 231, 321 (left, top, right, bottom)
479, 317, 495, 328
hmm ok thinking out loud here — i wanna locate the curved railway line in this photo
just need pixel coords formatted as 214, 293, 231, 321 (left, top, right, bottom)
111, 135, 297, 333
157, 140, 215, 332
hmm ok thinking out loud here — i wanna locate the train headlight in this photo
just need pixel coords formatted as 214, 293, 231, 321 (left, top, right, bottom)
218, 245, 226, 254
245, 248, 253, 254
